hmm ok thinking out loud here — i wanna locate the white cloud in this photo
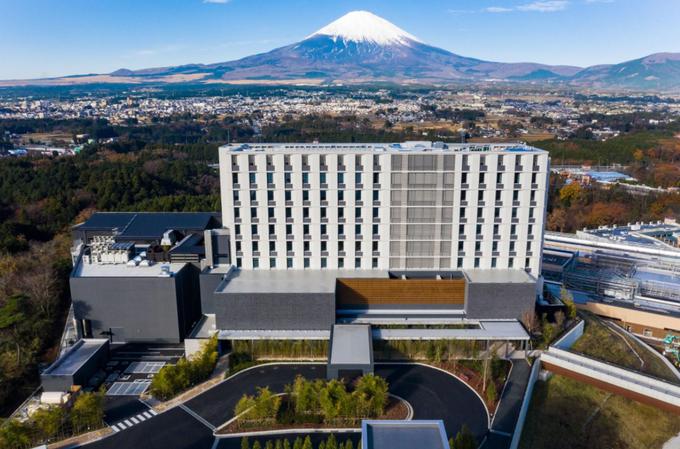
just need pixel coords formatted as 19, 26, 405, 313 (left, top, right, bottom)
485, 6, 513, 12
203, 0, 230, 3
517, 1, 569, 12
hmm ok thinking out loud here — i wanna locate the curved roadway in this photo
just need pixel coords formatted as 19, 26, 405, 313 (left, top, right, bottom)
77, 363, 488, 449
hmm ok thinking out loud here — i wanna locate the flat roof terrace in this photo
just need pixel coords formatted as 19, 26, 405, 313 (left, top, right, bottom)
73, 259, 187, 278
221, 141, 547, 154
217, 269, 390, 294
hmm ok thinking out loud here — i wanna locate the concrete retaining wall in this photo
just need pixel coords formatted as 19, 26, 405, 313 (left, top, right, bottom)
552, 320, 584, 350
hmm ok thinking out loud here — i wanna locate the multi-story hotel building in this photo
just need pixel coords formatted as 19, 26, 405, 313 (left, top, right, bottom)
219, 141, 549, 277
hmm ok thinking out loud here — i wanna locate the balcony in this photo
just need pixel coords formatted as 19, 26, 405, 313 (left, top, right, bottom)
533, 165, 540, 171
480, 165, 488, 172
234, 200, 241, 206
479, 183, 487, 189
284, 183, 293, 189
461, 183, 469, 189
285, 200, 294, 207
267, 183, 275, 189
531, 183, 539, 189
497, 165, 506, 171
337, 164, 346, 171
284, 164, 292, 171
462, 165, 471, 171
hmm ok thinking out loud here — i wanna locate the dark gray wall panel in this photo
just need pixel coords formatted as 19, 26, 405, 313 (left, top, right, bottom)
214, 293, 335, 330
71, 270, 190, 343
465, 281, 536, 320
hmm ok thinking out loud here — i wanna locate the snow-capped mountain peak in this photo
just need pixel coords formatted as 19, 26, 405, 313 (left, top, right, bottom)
307, 11, 421, 46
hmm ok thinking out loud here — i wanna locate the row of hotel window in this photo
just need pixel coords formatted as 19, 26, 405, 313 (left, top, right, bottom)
234, 204, 538, 222
234, 188, 540, 209
233, 256, 533, 270
232, 171, 541, 187
231, 222, 536, 239
235, 238, 533, 255
232, 153, 541, 172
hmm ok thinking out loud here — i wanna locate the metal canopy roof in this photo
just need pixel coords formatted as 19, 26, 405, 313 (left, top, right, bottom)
329, 324, 373, 366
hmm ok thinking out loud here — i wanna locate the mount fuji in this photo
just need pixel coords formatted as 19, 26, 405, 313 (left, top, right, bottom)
4, 10, 680, 90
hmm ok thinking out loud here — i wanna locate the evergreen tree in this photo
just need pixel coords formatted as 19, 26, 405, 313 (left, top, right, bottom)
302, 436, 313, 449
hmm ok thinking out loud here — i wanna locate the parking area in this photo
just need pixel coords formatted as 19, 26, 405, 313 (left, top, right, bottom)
99, 344, 183, 397
106, 381, 152, 396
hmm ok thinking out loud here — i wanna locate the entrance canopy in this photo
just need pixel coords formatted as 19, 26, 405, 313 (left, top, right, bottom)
327, 324, 373, 379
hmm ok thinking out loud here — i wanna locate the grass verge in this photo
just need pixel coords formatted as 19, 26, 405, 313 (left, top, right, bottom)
519, 374, 680, 449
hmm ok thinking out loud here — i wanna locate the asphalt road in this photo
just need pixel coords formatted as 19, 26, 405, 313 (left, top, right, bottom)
78, 363, 490, 449
375, 364, 489, 441
103, 397, 149, 425
77, 407, 214, 449
185, 364, 325, 428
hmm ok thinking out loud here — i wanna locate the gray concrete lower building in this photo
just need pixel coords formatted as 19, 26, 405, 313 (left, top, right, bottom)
71, 262, 202, 343
41, 339, 109, 392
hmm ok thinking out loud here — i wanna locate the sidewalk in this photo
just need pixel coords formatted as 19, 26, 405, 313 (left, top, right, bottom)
481, 359, 533, 449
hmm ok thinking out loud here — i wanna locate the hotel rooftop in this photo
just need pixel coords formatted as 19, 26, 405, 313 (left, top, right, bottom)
221, 141, 548, 154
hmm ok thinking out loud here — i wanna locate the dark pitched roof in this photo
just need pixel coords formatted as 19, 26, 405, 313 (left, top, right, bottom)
76, 212, 218, 240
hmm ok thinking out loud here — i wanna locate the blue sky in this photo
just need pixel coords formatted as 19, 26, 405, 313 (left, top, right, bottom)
1, 0, 679, 79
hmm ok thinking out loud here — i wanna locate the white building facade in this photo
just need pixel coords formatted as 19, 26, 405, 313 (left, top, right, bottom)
219, 142, 549, 277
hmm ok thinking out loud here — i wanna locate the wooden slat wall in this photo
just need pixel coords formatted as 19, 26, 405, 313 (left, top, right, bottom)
336, 278, 466, 307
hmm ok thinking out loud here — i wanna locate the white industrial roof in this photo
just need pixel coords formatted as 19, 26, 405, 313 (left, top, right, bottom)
73, 260, 186, 278
221, 141, 546, 154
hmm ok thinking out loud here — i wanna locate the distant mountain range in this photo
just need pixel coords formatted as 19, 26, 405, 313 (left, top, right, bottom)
3, 11, 680, 91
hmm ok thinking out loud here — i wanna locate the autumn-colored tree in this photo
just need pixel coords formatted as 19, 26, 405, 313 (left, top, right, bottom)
559, 181, 584, 207
547, 208, 567, 232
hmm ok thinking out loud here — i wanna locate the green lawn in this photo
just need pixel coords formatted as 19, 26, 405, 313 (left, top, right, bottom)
571, 313, 680, 384
519, 374, 680, 449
